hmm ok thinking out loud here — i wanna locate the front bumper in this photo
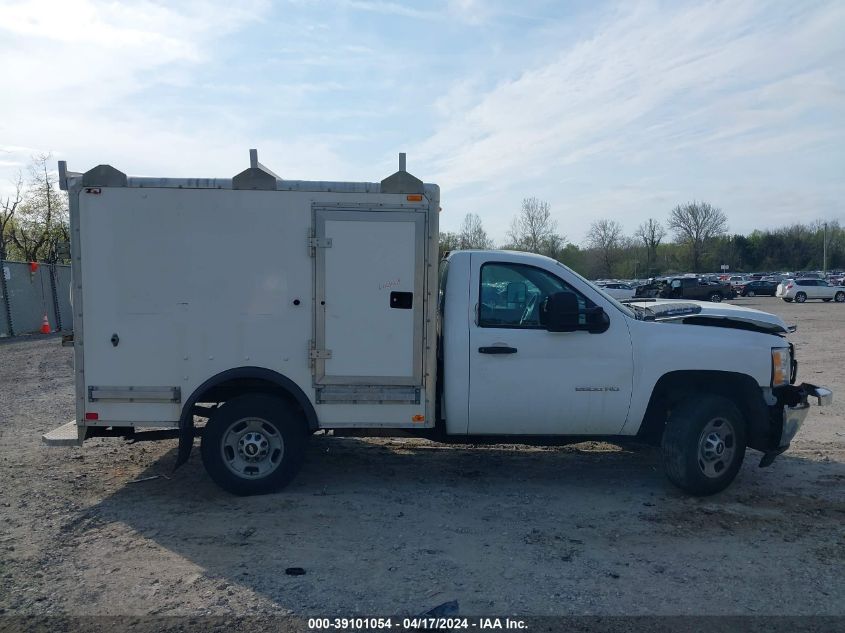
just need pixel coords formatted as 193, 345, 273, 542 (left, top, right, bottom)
759, 383, 832, 467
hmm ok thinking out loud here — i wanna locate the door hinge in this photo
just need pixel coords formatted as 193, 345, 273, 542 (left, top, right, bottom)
308, 237, 332, 248
309, 348, 332, 360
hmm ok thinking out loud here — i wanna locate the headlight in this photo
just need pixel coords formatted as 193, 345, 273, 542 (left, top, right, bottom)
771, 347, 791, 387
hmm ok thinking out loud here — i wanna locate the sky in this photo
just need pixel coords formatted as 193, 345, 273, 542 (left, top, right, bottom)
1, 0, 843, 245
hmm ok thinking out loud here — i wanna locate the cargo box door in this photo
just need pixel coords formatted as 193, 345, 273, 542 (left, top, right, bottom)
314, 208, 425, 389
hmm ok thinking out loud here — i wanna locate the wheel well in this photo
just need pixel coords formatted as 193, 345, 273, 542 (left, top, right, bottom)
175, 367, 318, 468
638, 371, 770, 450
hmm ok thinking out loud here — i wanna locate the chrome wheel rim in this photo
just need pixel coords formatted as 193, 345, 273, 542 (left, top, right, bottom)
836, 293, 845, 303
221, 417, 284, 478
747, 291, 755, 297
710, 294, 722, 302
697, 417, 736, 479
796, 293, 806, 302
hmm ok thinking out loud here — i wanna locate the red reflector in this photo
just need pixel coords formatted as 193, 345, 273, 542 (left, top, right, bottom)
85, 412, 99, 420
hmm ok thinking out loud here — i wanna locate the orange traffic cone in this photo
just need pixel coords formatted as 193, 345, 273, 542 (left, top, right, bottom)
40, 313, 51, 334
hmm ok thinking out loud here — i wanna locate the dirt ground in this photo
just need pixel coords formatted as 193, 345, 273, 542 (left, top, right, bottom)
1, 297, 843, 618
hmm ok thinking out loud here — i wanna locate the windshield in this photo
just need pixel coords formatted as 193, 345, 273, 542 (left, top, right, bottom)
553, 261, 636, 319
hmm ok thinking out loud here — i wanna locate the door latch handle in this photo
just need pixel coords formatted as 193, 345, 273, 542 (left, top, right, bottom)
478, 346, 517, 354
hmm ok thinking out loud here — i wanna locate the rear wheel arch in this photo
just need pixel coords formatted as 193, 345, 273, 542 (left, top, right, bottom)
176, 367, 318, 468
637, 370, 770, 450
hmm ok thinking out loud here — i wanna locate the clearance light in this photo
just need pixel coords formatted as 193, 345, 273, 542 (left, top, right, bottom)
85, 412, 99, 421
406, 194, 423, 202
412, 415, 425, 423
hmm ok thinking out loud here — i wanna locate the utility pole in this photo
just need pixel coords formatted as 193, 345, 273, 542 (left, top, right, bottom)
823, 222, 828, 273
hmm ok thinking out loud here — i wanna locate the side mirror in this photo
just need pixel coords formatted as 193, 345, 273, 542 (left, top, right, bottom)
585, 306, 610, 334
540, 292, 579, 332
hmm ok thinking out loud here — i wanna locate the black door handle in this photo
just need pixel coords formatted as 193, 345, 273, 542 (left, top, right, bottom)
478, 346, 517, 354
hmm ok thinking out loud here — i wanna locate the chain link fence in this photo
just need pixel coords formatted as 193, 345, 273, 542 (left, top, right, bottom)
0, 260, 72, 338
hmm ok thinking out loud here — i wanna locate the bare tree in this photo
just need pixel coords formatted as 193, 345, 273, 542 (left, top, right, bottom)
458, 213, 494, 250
0, 172, 23, 261
507, 197, 566, 258
634, 218, 666, 276
586, 219, 623, 278
10, 153, 69, 262
667, 201, 727, 271
439, 231, 460, 259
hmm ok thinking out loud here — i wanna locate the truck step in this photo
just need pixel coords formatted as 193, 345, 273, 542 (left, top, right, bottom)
42, 420, 83, 446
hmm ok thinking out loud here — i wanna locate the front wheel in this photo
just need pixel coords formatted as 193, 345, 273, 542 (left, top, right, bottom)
835, 291, 845, 303
795, 292, 807, 303
201, 394, 307, 496
709, 293, 723, 303
661, 395, 747, 496
746, 290, 755, 297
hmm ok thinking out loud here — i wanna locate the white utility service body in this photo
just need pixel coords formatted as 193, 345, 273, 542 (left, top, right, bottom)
56, 152, 439, 436
46, 152, 832, 496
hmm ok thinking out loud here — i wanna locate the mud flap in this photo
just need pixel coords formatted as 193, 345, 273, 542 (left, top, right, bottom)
175, 418, 194, 470
759, 447, 787, 468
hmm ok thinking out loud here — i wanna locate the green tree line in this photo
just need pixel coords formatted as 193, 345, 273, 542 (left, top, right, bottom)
441, 198, 844, 279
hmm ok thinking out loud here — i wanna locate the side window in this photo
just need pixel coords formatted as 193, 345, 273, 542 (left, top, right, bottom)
479, 262, 593, 328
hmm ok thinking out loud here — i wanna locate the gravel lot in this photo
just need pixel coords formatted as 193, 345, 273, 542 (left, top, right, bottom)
1, 297, 843, 618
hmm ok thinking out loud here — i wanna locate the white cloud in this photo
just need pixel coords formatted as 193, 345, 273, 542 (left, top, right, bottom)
421, 1, 845, 240
0, 0, 355, 190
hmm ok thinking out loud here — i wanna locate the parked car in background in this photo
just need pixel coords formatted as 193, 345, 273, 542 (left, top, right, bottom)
737, 280, 779, 297
727, 275, 749, 292
777, 279, 845, 303
636, 277, 735, 302
596, 281, 636, 300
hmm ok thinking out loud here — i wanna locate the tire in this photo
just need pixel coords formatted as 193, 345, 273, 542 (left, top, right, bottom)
709, 293, 722, 303
835, 291, 845, 303
201, 394, 307, 496
823, 298, 831, 302
795, 292, 807, 303
661, 395, 747, 496
746, 290, 755, 298
782, 298, 792, 302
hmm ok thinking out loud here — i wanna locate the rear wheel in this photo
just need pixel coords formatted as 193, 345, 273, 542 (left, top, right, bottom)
201, 394, 307, 496
795, 292, 807, 303
661, 395, 747, 496
709, 292, 722, 303
835, 291, 845, 303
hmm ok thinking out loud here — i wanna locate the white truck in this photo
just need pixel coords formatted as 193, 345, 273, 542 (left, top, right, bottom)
45, 151, 832, 497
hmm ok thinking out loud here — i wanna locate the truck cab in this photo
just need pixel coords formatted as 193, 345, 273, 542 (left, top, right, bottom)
439, 250, 830, 494
440, 250, 633, 436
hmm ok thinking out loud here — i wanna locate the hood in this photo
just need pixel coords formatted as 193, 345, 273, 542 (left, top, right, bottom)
626, 299, 792, 334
